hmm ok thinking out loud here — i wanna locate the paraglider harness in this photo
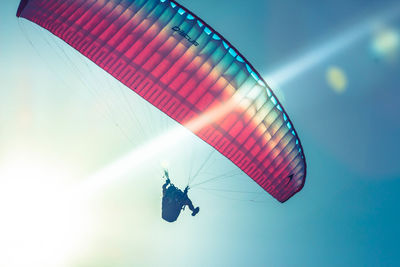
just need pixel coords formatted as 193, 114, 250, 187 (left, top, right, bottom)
161, 170, 199, 222
162, 170, 189, 211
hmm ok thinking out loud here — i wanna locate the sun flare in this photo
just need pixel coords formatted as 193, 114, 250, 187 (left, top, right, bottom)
0, 151, 93, 267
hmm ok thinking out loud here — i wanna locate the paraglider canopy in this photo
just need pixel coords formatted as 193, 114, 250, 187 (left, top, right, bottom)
16, 0, 306, 202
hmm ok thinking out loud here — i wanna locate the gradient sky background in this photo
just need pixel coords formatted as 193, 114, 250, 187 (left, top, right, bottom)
1, 0, 400, 266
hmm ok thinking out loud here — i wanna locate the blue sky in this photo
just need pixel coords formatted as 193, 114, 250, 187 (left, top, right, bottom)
1, 0, 400, 266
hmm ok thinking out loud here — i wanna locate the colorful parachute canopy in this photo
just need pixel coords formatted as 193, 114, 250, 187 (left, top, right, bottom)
17, 0, 306, 202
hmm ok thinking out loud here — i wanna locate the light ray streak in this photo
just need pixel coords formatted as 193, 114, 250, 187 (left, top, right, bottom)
77, 3, 400, 196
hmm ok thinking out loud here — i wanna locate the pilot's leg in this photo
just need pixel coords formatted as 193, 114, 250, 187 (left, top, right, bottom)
183, 196, 195, 212
184, 196, 199, 216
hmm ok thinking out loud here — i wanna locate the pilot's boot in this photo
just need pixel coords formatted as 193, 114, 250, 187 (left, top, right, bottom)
191, 207, 200, 216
